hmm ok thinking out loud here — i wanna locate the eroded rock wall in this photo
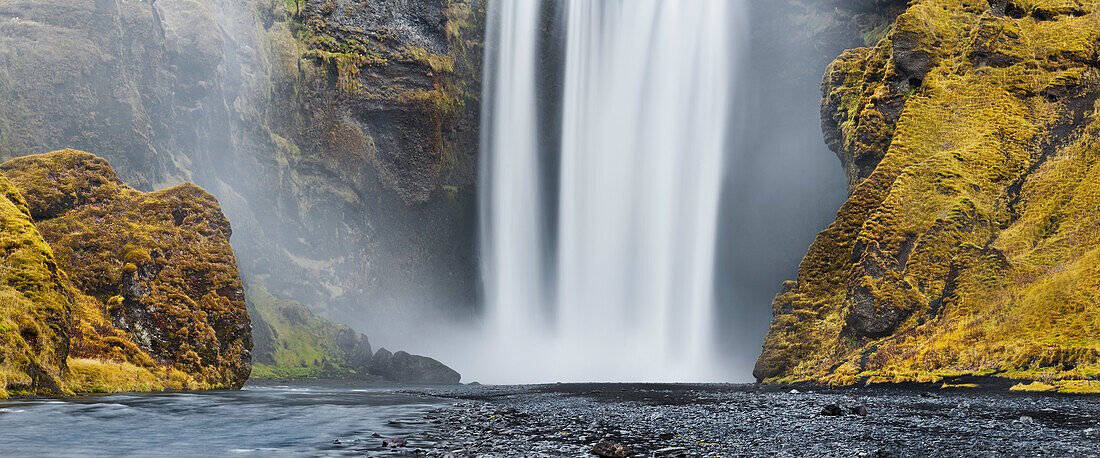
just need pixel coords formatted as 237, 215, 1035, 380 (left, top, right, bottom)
756, 0, 1100, 393
0, 0, 485, 354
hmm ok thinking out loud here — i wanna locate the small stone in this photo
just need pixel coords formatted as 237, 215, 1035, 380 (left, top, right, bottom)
383, 437, 408, 447
789, 389, 800, 394
849, 405, 868, 416
592, 442, 631, 458
1019, 415, 1035, 424
653, 446, 688, 457
820, 404, 844, 416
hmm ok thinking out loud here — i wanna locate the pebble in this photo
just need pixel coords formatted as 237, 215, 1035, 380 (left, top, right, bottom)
397, 384, 1100, 456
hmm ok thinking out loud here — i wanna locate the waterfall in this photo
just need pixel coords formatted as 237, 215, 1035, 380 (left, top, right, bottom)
480, 0, 741, 382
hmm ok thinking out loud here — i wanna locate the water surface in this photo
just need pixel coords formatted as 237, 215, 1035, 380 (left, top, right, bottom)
0, 381, 446, 456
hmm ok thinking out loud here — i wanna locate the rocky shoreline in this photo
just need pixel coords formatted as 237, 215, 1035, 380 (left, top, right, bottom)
373, 383, 1100, 457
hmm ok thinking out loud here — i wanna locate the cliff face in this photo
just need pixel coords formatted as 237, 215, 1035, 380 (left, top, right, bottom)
240, 0, 483, 326
756, 0, 1100, 392
0, 0, 484, 356
0, 150, 251, 397
0, 0, 233, 190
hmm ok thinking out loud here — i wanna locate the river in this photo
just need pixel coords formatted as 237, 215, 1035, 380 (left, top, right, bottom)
0, 381, 445, 456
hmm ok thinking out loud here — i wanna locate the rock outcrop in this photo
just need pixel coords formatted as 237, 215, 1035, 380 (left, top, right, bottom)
246, 284, 375, 379
247, 284, 461, 384
756, 0, 1100, 393
0, 173, 72, 396
0, 149, 251, 397
368, 347, 461, 385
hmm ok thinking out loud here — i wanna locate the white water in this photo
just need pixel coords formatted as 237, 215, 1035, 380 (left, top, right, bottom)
479, 0, 742, 383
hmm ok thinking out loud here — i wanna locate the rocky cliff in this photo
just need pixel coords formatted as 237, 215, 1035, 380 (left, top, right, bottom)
0, 149, 250, 397
756, 0, 1100, 393
242, 0, 483, 330
247, 284, 461, 383
246, 284, 374, 379
0, 0, 484, 367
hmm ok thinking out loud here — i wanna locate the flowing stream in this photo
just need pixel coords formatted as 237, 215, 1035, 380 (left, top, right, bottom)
480, 0, 743, 382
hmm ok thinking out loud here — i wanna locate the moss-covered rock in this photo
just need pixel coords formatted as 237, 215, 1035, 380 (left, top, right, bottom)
756, 0, 1100, 393
230, 0, 482, 329
0, 149, 251, 394
246, 283, 461, 384
0, 174, 72, 398
246, 284, 374, 380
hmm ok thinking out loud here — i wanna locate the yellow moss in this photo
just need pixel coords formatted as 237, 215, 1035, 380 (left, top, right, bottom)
757, 0, 1100, 389
0, 173, 72, 396
0, 150, 251, 393
404, 46, 455, 74
65, 358, 161, 393
1010, 381, 1057, 392
940, 383, 979, 389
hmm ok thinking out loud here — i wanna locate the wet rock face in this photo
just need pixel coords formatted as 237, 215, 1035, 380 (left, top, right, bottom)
1, 149, 252, 390
290, 0, 483, 205
238, 0, 485, 334
369, 347, 460, 385
757, 0, 1100, 391
0, 0, 231, 190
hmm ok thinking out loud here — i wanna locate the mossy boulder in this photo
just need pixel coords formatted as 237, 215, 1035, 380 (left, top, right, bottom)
0, 149, 251, 395
757, 0, 1100, 393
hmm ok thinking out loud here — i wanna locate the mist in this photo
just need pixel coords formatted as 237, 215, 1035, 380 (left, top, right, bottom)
388, 0, 872, 383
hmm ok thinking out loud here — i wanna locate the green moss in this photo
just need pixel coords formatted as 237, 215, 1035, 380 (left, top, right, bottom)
0, 149, 251, 393
757, 0, 1100, 390
0, 173, 72, 397
246, 284, 374, 380
404, 46, 456, 74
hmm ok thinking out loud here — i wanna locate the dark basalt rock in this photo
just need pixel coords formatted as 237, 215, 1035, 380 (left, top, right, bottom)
821, 404, 845, 416
369, 347, 461, 385
592, 441, 632, 458
382, 437, 407, 447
